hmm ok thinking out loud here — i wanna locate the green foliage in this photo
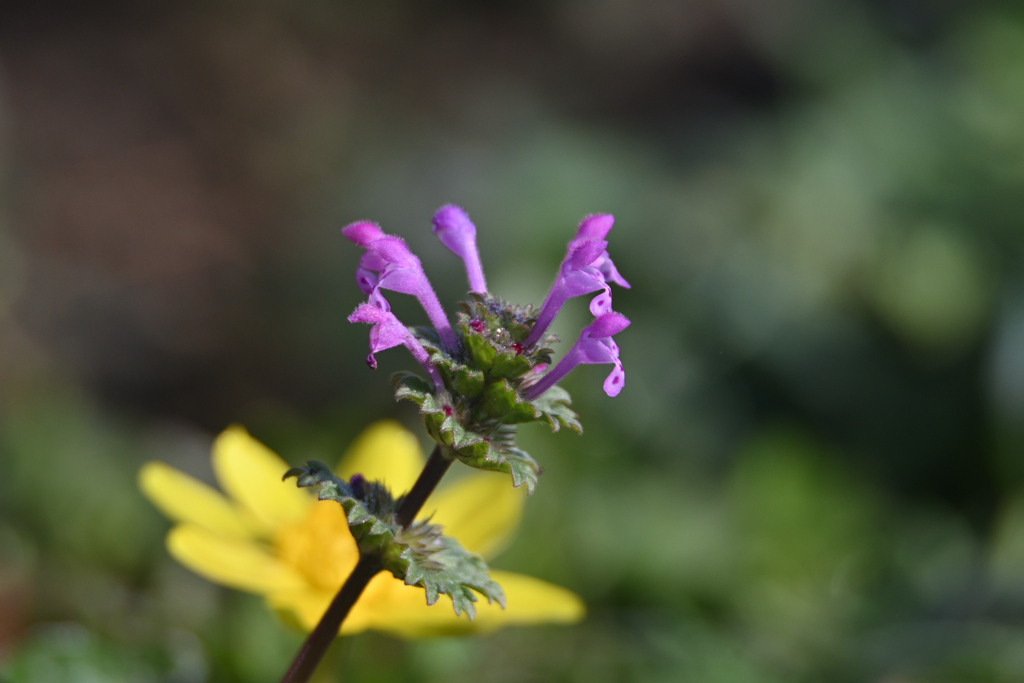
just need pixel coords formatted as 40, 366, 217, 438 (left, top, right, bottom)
397, 522, 505, 618
284, 462, 503, 617
1, 624, 164, 683
529, 385, 583, 433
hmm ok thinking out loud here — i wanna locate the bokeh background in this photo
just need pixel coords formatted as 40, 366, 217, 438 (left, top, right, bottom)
3, 0, 1024, 681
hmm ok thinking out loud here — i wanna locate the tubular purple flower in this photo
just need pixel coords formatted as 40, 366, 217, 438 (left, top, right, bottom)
342, 221, 457, 351
432, 205, 487, 294
523, 312, 630, 400
523, 214, 629, 348
573, 215, 630, 291
342, 220, 386, 247
348, 291, 444, 389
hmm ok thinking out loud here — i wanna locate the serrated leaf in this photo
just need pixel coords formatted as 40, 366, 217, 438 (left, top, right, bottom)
446, 363, 485, 397
454, 438, 490, 460
464, 332, 496, 372
421, 393, 446, 415
397, 525, 505, 618
392, 372, 433, 406
284, 462, 401, 555
434, 415, 488, 456
286, 461, 506, 619
490, 351, 532, 379
499, 448, 541, 493
283, 461, 352, 501
530, 385, 583, 433
477, 380, 538, 423
458, 445, 540, 494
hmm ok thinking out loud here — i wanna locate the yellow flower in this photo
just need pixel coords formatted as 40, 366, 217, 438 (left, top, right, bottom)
139, 421, 584, 637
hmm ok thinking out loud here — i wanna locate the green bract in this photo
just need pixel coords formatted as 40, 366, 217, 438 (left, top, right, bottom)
392, 293, 582, 493
284, 461, 504, 618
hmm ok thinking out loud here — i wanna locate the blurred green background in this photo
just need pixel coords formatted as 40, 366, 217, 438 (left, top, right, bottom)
3, 0, 1024, 681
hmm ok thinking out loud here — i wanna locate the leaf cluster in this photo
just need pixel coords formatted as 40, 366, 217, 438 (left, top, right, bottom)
283, 462, 503, 618
394, 294, 582, 492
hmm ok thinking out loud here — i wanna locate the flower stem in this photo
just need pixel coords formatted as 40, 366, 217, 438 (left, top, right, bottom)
396, 444, 454, 528
278, 554, 381, 683
278, 444, 454, 683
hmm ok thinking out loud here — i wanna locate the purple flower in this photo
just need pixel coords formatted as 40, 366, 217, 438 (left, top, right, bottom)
348, 290, 444, 389
523, 312, 630, 400
344, 208, 630, 404
523, 214, 629, 348
432, 205, 487, 294
342, 221, 457, 351
571, 214, 630, 289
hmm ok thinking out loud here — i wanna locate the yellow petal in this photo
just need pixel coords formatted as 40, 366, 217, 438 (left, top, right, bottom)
267, 571, 479, 637
486, 570, 586, 625
264, 571, 391, 635
139, 462, 258, 539
422, 471, 526, 558
274, 501, 360, 593
333, 570, 585, 638
267, 570, 584, 638
265, 585, 335, 632
167, 524, 306, 594
212, 426, 311, 533
336, 421, 423, 496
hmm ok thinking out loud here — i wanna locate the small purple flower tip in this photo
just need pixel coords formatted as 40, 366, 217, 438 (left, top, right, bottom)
589, 289, 612, 315
603, 365, 625, 397
565, 239, 609, 270
342, 221, 385, 247
432, 205, 476, 240
524, 214, 629, 348
348, 291, 444, 388
585, 311, 631, 338
593, 252, 630, 290
344, 223, 457, 350
431, 205, 487, 293
570, 216, 630, 289
347, 295, 406, 363
524, 312, 630, 400
371, 235, 419, 268
575, 214, 615, 241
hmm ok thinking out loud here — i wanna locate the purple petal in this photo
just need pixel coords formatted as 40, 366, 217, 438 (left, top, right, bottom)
575, 214, 615, 241
377, 265, 430, 296
371, 236, 420, 267
559, 267, 607, 300
523, 239, 613, 348
432, 205, 487, 293
523, 312, 629, 400
586, 312, 631, 338
344, 224, 457, 351
355, 267, 380, 295
603, 363, 625, 397
589, 287, 613, 315
348, 302, 403, 369
432, 205, 476, 248
348, 294, 444, 387
348, 302, 408, 354
565, 239, 608, 270
594, 253, 630, 289
342, 221, 386, 247
573, 215, 629, 290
